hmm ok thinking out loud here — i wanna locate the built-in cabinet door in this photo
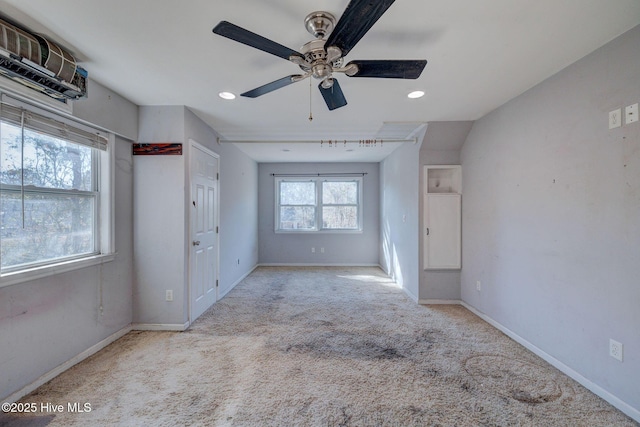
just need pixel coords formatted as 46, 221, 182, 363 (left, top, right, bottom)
424, 193, 461, 269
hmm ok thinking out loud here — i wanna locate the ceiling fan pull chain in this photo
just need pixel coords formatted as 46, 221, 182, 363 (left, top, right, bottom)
308, 77, 313, 122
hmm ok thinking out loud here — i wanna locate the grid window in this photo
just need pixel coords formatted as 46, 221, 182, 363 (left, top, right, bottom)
0, 100, 109, 275
278, 180, 316, 230
275, 176, 362, 232
322, 181, 359, 230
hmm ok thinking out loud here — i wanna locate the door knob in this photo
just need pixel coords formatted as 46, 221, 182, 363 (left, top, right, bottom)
192, 240, 201, 246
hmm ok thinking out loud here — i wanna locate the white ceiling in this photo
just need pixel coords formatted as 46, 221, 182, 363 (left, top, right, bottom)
2, 0, 639, 162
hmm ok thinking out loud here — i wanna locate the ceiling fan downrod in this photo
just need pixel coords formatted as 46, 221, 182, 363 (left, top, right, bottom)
304, 11, 335, 39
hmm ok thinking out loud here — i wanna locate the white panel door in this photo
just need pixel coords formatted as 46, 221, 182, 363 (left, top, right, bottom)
424, 194, 461, 269
190, 143, 219, 322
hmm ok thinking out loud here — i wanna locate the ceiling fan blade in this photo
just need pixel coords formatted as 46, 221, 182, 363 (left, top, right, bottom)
318, 79, 347, 111
213, 21, 304, 61
346, 60, 427, 79
241, 75, 305, 98
325, 0, 396, 57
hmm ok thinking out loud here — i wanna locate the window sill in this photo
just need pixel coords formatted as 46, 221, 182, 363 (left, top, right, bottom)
275, 229, 363, 235
0, 253, 117, 288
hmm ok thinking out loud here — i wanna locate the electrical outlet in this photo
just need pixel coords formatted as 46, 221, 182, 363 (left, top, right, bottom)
609, 339, 623, 362
609, 109, 622, 129
320, 247, 325, 253
476, 281, 481, 291
165, 290, 173, 302
311, 247, 315, 253
625, 103, 638, 125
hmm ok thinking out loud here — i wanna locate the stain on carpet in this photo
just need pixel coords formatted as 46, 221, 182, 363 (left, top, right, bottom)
276, 330, 406, 361
464, 354, 567, 404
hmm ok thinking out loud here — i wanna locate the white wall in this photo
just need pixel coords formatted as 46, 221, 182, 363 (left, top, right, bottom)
461, 25, 640, 417
0, 81, 136, 401
73, 80, 138, 141
258, 162, 379, 265
133, 106, 187, 325
380, 140, 423, 300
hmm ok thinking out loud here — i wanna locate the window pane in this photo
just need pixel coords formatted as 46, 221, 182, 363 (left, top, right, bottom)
279, 206, 315, 230
0, 191, 95, 269
322, 206, 358, 229
280, 181, 315, 205
322, 181, 358, 204
0, 122, 93, 191
0, 122, 22, 186
24, 129, 93, 191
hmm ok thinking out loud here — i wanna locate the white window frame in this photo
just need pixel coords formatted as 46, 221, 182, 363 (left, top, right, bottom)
0, 94, 115, 288
275, 176, 363, 233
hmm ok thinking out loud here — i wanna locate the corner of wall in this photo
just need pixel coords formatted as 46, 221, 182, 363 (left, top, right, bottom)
418, 121, 473, 301
379, 139, 422, 299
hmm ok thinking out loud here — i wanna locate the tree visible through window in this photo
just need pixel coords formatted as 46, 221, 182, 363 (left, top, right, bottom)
0, 103, 105, 273
322, 181, 359, 229
278, 180, 316, 230
276, 177, 362, 232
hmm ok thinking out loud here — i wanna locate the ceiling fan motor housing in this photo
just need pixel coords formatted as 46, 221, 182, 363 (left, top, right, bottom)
300, 39, 344, 79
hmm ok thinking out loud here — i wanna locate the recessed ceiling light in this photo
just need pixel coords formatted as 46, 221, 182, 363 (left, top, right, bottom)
407, 90, 425, 99
218, 91, 236, 100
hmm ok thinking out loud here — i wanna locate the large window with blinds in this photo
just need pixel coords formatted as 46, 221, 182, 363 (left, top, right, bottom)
0, 99, 111, 276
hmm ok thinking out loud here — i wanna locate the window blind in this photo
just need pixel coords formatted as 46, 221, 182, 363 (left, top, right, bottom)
0, 101, 108, 151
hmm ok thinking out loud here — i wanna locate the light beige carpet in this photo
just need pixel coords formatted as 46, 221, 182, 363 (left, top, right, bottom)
3, 267, 637, 426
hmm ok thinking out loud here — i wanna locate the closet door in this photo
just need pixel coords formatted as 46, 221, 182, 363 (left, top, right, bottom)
190, 142, 219, 322
424, 193, 461, 269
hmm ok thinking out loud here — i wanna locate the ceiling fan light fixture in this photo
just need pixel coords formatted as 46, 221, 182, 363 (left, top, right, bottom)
312, 63, 332, 79
321, 78, 334, 89
218, 91, 236, 100
407, 90, 425, 99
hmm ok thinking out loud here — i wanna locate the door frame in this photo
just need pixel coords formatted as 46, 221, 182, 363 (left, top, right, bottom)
188, 139, 220, 324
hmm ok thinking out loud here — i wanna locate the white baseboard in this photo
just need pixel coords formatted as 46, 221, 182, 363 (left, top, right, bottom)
132, 322, 189, 331
460, 301, 640, 423
219, 264, 259, 299
419, 299, 462, 305
257, 263, 382, 267
3, 325, 132, 403
402, 287, 419, 302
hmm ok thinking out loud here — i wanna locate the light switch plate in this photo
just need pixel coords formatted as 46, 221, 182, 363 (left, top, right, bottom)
625, 103, 638, 124
610, 339, 623, 362
609, 109, 622, 129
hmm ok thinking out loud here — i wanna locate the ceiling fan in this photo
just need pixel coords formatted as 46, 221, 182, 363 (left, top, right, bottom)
212, 0, 427, 111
